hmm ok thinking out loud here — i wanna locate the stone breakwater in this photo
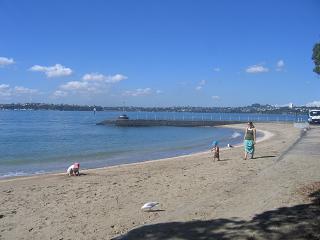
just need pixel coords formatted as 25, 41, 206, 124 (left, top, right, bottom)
97, 119, 246, 127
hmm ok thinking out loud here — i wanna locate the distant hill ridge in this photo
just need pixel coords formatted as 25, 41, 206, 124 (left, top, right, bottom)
0, 103, 318, 114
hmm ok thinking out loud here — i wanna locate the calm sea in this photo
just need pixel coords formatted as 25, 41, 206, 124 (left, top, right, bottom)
0, 110, 305, 178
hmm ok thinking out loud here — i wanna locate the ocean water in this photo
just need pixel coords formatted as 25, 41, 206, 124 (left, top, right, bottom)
0, 110, 298, 178
0, 111, 246, 178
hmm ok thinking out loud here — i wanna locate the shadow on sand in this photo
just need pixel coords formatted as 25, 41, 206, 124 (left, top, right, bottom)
113, 189, 320, 240
253, 155, 277, 159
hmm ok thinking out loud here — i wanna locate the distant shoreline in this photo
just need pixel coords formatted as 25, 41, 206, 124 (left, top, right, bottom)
0, 102, 314, 115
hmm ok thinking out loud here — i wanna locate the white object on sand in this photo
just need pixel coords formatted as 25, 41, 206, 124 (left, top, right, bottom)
141, 202, 159, 211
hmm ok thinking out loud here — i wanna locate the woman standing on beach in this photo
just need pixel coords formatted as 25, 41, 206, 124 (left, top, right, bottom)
243, 121, 256, 160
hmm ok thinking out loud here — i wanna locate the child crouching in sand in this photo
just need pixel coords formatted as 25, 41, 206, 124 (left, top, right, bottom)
211, 141, 220, 161
67, 162, 80, 176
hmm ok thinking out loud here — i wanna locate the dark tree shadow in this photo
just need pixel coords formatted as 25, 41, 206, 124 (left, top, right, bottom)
113, 189, 320, 240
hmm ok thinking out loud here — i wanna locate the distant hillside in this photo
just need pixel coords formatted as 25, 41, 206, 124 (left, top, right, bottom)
0, 103, 318, 114
103, 104, 316, 115
0, 103, 103, 111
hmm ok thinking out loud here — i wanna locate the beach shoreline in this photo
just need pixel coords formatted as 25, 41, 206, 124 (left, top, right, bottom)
0, 124, 270, 183
1, 122, 319, 240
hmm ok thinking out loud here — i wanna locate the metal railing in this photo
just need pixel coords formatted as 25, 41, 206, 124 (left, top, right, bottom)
123, 112, 308, 123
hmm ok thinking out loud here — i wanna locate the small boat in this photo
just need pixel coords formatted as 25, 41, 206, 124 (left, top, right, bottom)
117, 114, 129, 120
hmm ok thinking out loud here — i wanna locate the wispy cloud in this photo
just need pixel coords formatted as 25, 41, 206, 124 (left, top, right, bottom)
29, 64, 73, 78
213, 67, 220, 72
122, 88, 153, 97
0, 57, 15, 66
246, 64, 269, 73
82, 73, 106, 81
82, 73, 127, 83
60, 81, 90, 91
0, 84, 38, 97
277, 60, 284, 68
276, 59, 285, 71
212, 95, 220, 100
14, 86, 38, 94
52, 90, 68, 98
306, 101, 320, 107
0, 84, 11, 96
195, 80, 206, 91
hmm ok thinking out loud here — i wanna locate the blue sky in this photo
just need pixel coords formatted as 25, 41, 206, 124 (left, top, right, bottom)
0, 0, 319, 107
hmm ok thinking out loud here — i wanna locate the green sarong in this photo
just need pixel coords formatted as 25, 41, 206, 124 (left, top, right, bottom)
244, 140, 254, 154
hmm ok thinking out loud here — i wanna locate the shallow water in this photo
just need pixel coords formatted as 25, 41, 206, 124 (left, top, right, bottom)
0, 110, 269, 177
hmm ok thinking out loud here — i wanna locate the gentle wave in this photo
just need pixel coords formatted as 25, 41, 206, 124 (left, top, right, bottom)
231, 132, 242, 139
0, 171, 29, 179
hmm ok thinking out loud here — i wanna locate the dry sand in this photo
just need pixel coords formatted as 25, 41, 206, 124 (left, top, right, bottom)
0, 123, 319, 240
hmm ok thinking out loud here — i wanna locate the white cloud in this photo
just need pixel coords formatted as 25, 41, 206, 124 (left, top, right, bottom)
0, 84, 10, 90
276, 60, 285, 71
82, 73, 105, 81
0, 84, 39, 98
60, 81, 90, 91
212, 95, 220, 100
199, 80, 206, 85
0, 57, 15, 66
29, 64, 73, 78
156, 90, 163, 94
196, 80, 206, 90
246, 65, 269, 73
122, 88, 152, 97
213, 67, 220, 72
109, 74, 127, 83
14, 86, 38, 94
55, 72, 127, 97
306, 101, 320, 107
0, 84, 11, 96
277, 60, 284, 68
82, 73, 127, 83
53, 90, 68, 98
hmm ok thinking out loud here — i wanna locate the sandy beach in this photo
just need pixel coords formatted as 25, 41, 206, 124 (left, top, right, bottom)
0, 122, 319, 240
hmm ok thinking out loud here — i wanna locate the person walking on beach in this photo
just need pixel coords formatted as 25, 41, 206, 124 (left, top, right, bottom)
243, 122, 256, 160
211, 141, 220, 161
